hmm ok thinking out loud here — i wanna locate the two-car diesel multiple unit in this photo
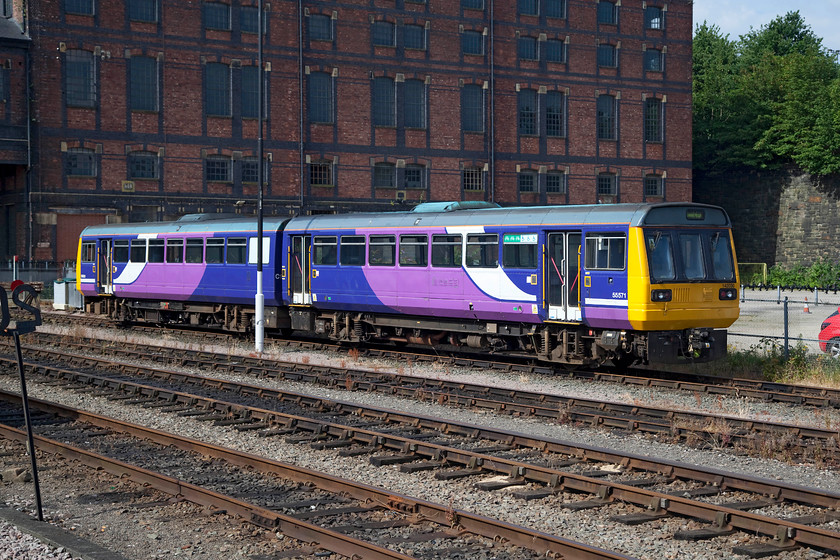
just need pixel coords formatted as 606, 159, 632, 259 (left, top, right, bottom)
77, 202, 740, 366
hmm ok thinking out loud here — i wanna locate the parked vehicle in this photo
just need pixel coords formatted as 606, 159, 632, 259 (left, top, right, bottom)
819, 307, 840, 358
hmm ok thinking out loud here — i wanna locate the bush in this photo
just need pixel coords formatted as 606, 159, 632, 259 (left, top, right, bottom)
753, 259, 840, 289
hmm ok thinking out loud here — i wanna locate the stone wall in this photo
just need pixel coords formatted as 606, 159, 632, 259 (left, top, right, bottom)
694, 169, 840, 268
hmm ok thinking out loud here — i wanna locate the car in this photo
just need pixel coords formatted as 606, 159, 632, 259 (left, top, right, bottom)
818, 307, 840, 357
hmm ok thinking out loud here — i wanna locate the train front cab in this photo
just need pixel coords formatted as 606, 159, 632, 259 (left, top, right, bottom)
626, 205, 740, 363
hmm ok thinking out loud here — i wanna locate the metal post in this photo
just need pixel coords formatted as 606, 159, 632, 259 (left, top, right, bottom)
255, 0, 265, 353
13, 331, 43, 521
814, 286, 819, 306
776, 285, 781, 304
740, 285, 745, 303
783, 297, 789, 361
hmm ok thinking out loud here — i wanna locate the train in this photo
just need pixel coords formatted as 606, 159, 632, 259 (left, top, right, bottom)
76, 201, 740, 367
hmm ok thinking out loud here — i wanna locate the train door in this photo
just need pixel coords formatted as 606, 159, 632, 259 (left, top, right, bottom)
545, 232, 582, 321
290, 235, 311, 304
96, 239, 114, 295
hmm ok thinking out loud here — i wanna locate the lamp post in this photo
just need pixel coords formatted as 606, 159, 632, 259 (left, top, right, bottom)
255, 0, 265, 353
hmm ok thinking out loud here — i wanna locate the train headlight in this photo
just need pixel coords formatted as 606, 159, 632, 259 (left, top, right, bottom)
719, 288, 738, 300
651, 289, 672, 302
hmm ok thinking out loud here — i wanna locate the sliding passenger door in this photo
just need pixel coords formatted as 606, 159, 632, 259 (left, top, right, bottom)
290, 235, 311, 304
545, 232, 581, 321
96, 238, 114, 295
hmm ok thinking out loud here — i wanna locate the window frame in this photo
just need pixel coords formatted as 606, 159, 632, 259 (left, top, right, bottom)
204, 1, 231, 31
241, 65, 262, 119
597, 44, 617, 67
404, 163, 425, 190
463, 167, 484, 191
517, 88, 537, 136
518, 36, 538, 61
166, 238, 184, 264
644, 175, 663, 197
205, 238, 224, 264
404, 24, 426, 50
585, 233, 626, 271
644, 97, 663, 142
597, 173, 617, 196
205, 62, 231, 117
546, 90, 565, 137
65, 49, 96, 108
205, 155, 232, 182
113, 240, 129, 263
340, 235, 366, 266
502, 233, 538, 269
546, 171, 567, 194
313, 236, 338, 266
185, 238, 204, 264
644, 48, 663, 72
372, 76, 395, 127
596, 94, 616, 140
66, 148, 96, 177
645, 6, 663, 30
546, 39, 566, 63
399, 234, 428, 267
546, 0, 566, 18
308, 71, 334, 124
129, 55, 158, 112
372, 20, 396, 47
65, 0, 94, 15
518, 0, 538, 16
148, 239, 164, 263
128, 151, 159, 180
518, 170, 536, 193
128, 0, 157, 22
310, 161, 333, 187
226, 237, 247, 264
404, 79, 426, 129
461, 30, 484, 56
308, 13, 332, 41
597, 0, 617, 24
431, 234, 462, 268
466, 233, 498, 268
373, 162, 395, 188
368, 235, 396, 266
462, 84, 484, 133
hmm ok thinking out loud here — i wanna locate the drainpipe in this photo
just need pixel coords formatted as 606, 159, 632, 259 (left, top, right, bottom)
489, 0, 495, 203
298, 0, 305, 213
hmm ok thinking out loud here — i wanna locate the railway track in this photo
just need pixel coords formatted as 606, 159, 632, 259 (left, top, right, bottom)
1, 346, 839, 557
10, 333, 840, 465
41, 311, 840, 410
0, 391, 623, 560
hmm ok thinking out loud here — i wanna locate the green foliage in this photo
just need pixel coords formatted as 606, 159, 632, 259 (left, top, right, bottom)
693, 11, 840, 176
754, 259, 840, 287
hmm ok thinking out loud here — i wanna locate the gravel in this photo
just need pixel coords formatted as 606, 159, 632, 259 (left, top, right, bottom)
1, 325, 839, 559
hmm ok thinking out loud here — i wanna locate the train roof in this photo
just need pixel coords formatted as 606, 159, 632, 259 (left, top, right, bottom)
284, 202, 730, 232
80, 215, 291, 237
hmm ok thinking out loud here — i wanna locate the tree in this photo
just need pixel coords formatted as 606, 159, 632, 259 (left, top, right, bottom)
693, 12, 840, 176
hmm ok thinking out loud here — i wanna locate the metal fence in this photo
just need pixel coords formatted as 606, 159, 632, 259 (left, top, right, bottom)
731, 287, 840, 358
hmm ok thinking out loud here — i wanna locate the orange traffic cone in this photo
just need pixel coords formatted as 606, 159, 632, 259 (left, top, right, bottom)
804, 297, 811, 313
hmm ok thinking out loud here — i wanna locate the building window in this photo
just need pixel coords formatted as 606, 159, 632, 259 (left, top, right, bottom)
373, 77, 395, 127
462, 84, 484, 133
462, 30, 484, 55
547, 171, 566, 193
204, 2, 230, 30
241, 66, 260, 119
206, 155, 231, 182
241, 6, 258, 34
546, 39, 566, 63
308, 71, 333, 124
373, 162, 395, 188
463, 167, 483, 191
404, 24, 426, 50
129, 0, 157, 22
372, 20, 395, 47
546, 90, 565, 137
65, 148, 96, 177
404, 79, 426, 129
644, 49, 663, 72
597, 94, 615, 140
546, 0, 566, 18
404, 164, 425, 189
518, 36, 538, 60
130, 56, 158, 112
517, 88, 537, 136
242, 157, 266, 183
645, 6, 663, 29
128, 151, 158, 179
65, 0, 93, 15
644, 98, 663, 142
310, 161, 333, 186
518, 170, 536, 193
462, 0, 483, 9
205, 63, 230, 117
309, 14, 332, 40
597, 44, 617, 67
645, 175, 663, 197
518, 0, 537, 16
597, 0, 616, 24
65, 50, 95, 108
597, 173, 617, 196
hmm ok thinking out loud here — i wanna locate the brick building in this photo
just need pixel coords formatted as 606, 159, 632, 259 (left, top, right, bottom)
0, 0, 692, 264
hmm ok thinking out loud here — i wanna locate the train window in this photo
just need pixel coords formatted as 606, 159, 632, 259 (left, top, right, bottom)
186, 238, 204, 263
166, 238, 184, 263
81, 242, 96, 262
585, 233, 625, 270
466, 234, 498, 268
399, 235, 428, 267
130, 239, 147, 263
340, 236, 365, 266
313, 236, 337, 266
710, 232, 735, 281
148, 239, 164, 263
645, 231, 674, 282
431, 234, 462, 268
679, 234, 705, 280
113, 240, 129, 263
227, 237, 247, 264
369, 235, 395, 266
502, 233, 537, 269
206, 238, 224, 264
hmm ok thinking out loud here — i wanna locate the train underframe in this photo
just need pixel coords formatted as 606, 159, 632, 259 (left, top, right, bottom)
86, 297, 726, 366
